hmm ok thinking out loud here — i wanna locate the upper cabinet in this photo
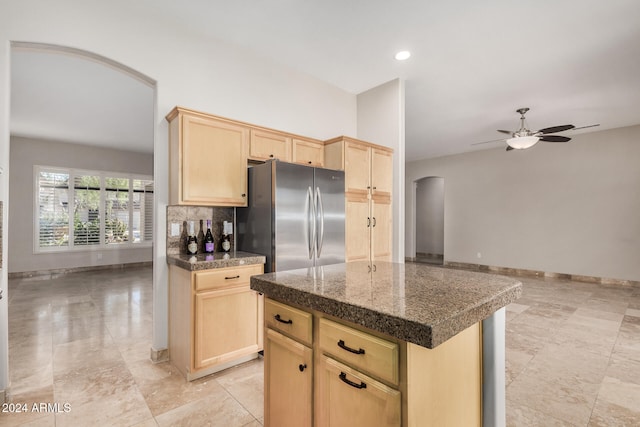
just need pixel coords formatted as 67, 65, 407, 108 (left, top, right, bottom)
324, 136, 393, 198
249, 129, 292, 162
167, 107, 249, 207
292, 137, 324, 167
167, 106, 330, 207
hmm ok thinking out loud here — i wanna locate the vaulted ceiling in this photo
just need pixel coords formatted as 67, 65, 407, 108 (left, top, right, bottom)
10, 1, 640, 158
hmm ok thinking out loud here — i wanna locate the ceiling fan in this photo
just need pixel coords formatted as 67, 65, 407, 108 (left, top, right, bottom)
474, 108, 600, 151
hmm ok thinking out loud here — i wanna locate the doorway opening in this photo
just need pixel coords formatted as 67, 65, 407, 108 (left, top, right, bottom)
415, 176, 444, 265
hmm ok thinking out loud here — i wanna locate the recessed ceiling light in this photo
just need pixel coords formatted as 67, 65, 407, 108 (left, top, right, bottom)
395, 51, 411, 61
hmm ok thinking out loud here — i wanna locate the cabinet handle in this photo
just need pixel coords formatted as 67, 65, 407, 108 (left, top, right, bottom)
338, 339, 365, 355
367, 217, 371, 227
274, 314, 293, 324
372, 217, 376, 227
373, 186, 377, 190
299, 363, 307, 372
367, 186, 371, 189
242, 193, 246, 197
225, 275, 240, 280
339, 372, 367, 389
269, 154, 274, 158
308, 161, 312, 164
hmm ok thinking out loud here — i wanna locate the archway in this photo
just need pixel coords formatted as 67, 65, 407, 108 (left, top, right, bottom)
414, 176, 444, 265
5, 42, 157, 399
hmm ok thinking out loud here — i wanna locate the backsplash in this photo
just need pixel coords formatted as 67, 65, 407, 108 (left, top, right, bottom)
166, 205, 234, 255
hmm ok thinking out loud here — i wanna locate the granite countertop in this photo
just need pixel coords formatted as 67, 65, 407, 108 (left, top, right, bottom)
251, 261, 522, 349
167, 251, 266, 271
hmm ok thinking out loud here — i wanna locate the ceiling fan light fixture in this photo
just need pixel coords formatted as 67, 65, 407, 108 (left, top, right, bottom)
506, 135, 539, 150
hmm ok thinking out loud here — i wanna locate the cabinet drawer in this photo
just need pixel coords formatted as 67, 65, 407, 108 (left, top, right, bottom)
319, 318, 399, 385
194, 264, 264, 292
265, 299, 313, 346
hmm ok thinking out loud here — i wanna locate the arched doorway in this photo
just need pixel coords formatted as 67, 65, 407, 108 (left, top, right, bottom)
5, 42, 156, 402
414, 176, 444, 265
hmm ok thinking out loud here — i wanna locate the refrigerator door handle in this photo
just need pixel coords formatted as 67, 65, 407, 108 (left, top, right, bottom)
307, 186, 315, 259
315, 186, 325, 258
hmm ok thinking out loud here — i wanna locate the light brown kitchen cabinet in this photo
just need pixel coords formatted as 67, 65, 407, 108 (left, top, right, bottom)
264, 299, 313, 427
167, 107, 249, 206
250, 128, 292, 162
264, 329, 313, 427
325, 136, 394, 263
316, 355, 401, 427
169, 263, 264, 381
292, 137, 324, 167
262, 297, 482, 427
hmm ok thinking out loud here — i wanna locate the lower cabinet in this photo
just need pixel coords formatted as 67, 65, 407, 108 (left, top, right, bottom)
169, 263, 264, 381
263, 297, 482, 427
317, 355, 401, 427
264, 329, 313, 427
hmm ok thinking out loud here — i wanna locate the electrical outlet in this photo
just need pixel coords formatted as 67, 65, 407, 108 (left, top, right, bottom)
171, 222, 180, 237
477, 252, 482, 259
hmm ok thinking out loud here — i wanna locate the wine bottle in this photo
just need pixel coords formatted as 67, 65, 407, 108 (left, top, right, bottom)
204, 219, 214, 253
222, 234, 231, 252
187, 221, 198, 255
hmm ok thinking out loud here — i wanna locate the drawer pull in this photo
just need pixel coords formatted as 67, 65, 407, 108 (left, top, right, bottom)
338, 339, 365, 355
339, 372, 367, 389
225, 275, 240, 280
274, 314, 293, 324
299, 363, 307, 372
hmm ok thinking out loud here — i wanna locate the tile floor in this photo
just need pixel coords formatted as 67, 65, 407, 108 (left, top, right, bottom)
2, 265, 640, 426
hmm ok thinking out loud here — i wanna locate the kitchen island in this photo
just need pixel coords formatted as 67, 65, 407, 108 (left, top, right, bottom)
251, 261, 522, 427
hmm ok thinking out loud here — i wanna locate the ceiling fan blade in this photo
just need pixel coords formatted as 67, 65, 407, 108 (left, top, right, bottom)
472, 138, 504, 146
497, 129, 512, 135
540, 135, 571, 143
572, 124, 600, 131
538, 124, 575, 134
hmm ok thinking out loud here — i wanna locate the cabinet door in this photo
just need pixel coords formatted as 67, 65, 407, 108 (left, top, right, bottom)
292, 138, 324, 167
316, 355, 401, 427
371, 148, 393, 198
181, 114, 249, 206
344, 142, 371, 196
345, 194, 371, 262
265, 329, 313, 427
194, 286, 262, 370
250, 129, 292, 162
371, 197, 393, 261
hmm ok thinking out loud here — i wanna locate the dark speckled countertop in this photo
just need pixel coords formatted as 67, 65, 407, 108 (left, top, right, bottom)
251, 261, 522, 349
167, 251, 266, 271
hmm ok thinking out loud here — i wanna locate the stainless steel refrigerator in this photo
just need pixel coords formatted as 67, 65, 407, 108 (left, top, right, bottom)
237, 160, 345, 273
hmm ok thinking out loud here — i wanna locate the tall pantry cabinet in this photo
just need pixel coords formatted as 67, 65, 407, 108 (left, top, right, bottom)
324, 136, 393, 264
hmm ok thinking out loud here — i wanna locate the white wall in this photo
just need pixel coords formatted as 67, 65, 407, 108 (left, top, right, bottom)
0, 0, 358, 392
415, 177, 444, 255
9, 136, 153, 273
405, 125, 640, 282
357, 79, 405, 262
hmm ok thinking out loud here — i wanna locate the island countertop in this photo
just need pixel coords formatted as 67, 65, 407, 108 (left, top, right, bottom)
250, 261, 522, 349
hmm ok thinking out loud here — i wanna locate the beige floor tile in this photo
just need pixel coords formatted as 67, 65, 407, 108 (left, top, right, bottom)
215, 359, 265, 421
589, 377, 640, 426
1, 385, 56, 427
154, 391, 256, 427
7, 265, 640, 426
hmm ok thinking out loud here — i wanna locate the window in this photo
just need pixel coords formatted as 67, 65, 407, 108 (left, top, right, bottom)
35, 166, 153, 252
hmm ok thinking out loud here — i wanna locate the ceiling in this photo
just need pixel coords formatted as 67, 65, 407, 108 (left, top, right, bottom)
10, 1, 640, 159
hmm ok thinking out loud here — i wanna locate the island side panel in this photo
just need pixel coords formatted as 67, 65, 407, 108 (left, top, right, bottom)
406, 322, 482, 427
482, 307, 507, 427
